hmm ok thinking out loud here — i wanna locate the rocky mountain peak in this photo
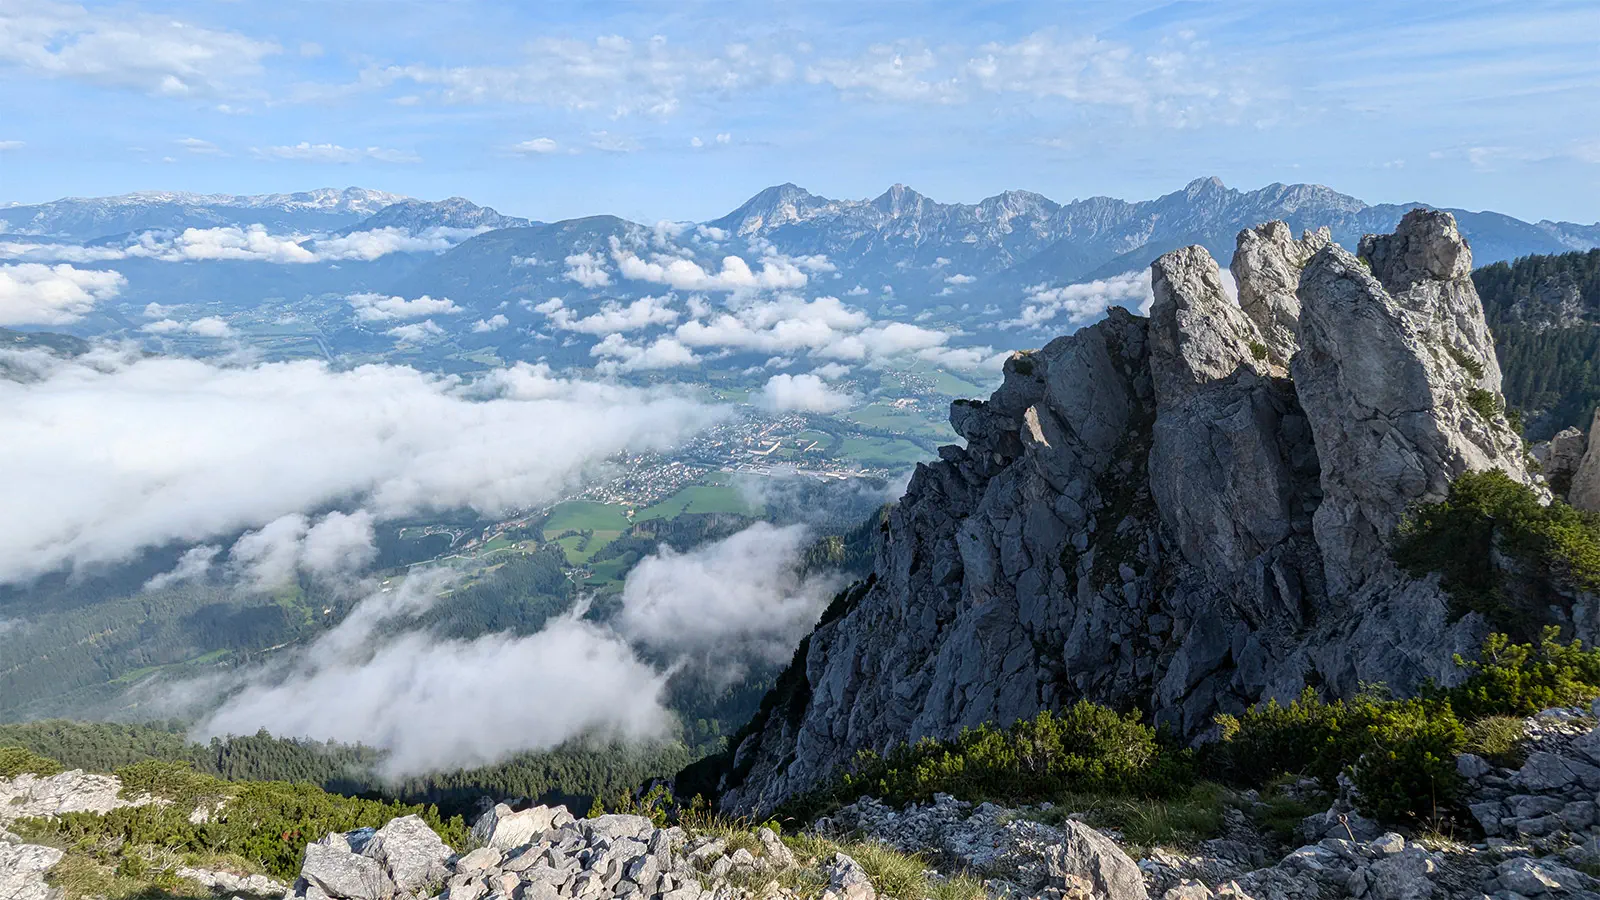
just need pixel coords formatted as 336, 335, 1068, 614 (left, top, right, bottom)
1184, 175, 1229, 199
716, 212, 1545, 817
871, 183, 931, 217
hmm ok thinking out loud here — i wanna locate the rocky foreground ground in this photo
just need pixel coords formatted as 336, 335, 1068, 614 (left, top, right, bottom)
11, 705, 1600, 900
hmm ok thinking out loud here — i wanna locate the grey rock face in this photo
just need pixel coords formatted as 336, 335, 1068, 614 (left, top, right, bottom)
718, 211, 1553, 816
0, 841, 65, 900
1537, 426, 1589, 498
1231, 220, 1332, 369
1294, 210, 1532, 593
1568, 410, 1600, 513
0, 771, 152, 827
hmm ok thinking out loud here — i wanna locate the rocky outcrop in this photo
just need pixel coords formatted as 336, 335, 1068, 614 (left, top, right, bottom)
717, 210, 1545, 816
0, 770, 151, 826
1231, 221, 1332, 369
1535, 427, 1589, 499
289, 806, 873, 900
0, 840, 65, 900
1568, 411, 1600, 513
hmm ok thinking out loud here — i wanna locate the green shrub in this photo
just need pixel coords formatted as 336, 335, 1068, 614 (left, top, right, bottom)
115, 760, 230, 808
0, 746, 64, 778
1430, 628, 1600, 719
1392, 469, 1600, 633
15, 779, 467, 881
1448, 345, 1487, 381
1249, 341, 1268, 361
1467, 388, 1503, 421
777, 701, 1191, 820
1347, 699, 1463, 824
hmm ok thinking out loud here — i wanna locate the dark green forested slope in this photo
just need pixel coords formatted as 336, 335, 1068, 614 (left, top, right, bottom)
0, 718, 690, 820
1474, 249, 1600, 439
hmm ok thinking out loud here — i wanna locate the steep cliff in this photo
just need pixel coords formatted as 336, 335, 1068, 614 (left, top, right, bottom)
716, 209, 1543, 815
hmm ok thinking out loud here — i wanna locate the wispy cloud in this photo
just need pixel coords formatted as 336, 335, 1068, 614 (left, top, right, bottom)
252, 142, 419, 163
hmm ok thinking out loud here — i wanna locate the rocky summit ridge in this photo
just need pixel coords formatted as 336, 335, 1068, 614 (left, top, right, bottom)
716, 209, 1554, 816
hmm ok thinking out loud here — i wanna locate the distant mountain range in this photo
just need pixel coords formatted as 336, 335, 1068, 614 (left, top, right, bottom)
709, 176, 1600, 288
4, 178, 1598, 360
0, 188, 409, 239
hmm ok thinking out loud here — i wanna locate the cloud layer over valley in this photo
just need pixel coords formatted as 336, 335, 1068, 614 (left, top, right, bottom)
0, 346, 723, 586
189, 520, 838, 776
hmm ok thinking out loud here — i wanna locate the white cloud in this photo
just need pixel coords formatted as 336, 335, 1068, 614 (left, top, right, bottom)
591, 334, 699, 372
617, 523, 843, 668
563, 251, 611, 287
229, 510, 375, 591
1010, 270, 1155, 329
1, 226, 488, 266
944, 273, 975, 285
253, 142, 420, 164
143, 544, 220, 592
0, 1, 280, 96
0, 352, 722, 584
385, 319, 447, 343
757, 372, 853, 413
195, 574, 671, 776
177, 137, 224, 155
0, 141, 24, 151
347, 292, 462, 322
142, 315, 233, 338
547, 295, 678, 334
614, 248, 808, 293
806, 43, 960, 103
471, 314, 509, 333
364, 34, 795, 118
811, 362, 851, 380
310, 226, 488, 261
0, 262, 125, 325
513, 137, 561, 154
143, 302, 175, 318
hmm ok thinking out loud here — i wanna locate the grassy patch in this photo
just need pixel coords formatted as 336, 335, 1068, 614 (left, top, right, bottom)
1463, 715, 1528, 768
636, 483, 761, 521
1031, 782, 1228, 850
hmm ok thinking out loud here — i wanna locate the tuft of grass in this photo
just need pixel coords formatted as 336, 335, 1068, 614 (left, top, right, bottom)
1255, 778, 1325, 847
1036, 782, 1228, 850
780, 834, 984, 900
1463, 715, 1528, 769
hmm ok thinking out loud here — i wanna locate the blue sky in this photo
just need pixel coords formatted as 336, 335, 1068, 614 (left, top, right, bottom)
2, 0, 1598, 224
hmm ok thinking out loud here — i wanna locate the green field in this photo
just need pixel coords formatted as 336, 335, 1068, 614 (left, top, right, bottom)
844, 401, 937, 432
838, 435, 934, 467
637, 482, 761, 521
544, 501, 632, 563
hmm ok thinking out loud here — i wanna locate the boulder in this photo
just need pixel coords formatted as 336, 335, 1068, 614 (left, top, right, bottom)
365, 814, 452, 894
300, 842, 395, 900
470, 804, 574, 851
821, 853, 875, 900
1046, 820, 1149, 900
